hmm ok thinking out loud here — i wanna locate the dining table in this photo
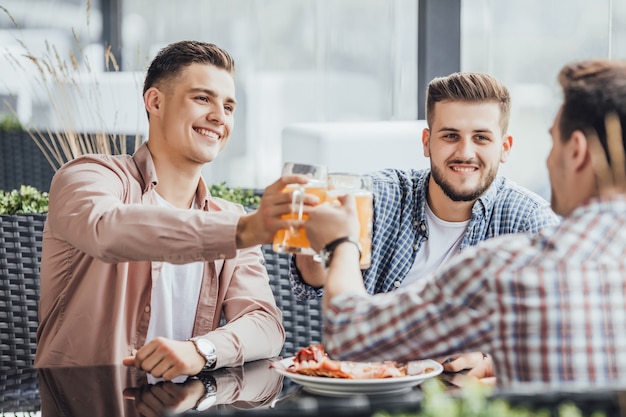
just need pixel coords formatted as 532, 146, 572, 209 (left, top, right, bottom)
2, 357, 626, 417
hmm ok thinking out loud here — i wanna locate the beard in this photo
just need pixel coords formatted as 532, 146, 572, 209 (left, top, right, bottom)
430, 161, 498, 202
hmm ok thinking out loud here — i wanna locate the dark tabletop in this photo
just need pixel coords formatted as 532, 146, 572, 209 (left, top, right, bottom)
2, 359, 626, 417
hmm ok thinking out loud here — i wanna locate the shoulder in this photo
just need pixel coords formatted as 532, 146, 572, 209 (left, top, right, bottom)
490, 177, 552, 210
51, 153, 138, 190
480, 176, 560, 231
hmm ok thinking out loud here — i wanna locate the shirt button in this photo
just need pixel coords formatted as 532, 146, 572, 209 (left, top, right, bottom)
144, 305, 150, 313
413, 244, 418, 251
420, 224, 426, 231
393, 281, 401, 288
412, 220, 419, 227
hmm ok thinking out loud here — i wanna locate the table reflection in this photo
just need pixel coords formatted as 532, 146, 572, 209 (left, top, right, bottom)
38, 359, 283, 417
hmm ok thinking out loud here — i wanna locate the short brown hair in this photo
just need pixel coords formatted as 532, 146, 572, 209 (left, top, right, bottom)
558, 59, 626, 166
425, 72, 511, 133
143, 40, 235, 96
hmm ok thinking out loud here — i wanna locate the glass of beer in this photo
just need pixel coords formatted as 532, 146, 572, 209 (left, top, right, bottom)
273, 162, 328, 255
326, 173, 373, 269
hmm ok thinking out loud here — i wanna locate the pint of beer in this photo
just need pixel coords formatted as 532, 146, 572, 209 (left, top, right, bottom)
327, 173, 373, 269
272, 162, 328, 255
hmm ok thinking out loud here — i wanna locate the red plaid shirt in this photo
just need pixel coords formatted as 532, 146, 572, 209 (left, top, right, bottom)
325, 194, 626, 388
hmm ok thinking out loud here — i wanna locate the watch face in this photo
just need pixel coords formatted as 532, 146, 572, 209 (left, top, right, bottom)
196, 339, 216, 356
193, 338, 217, 370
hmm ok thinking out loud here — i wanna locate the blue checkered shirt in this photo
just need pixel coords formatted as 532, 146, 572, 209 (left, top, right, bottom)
289, 168, 560, 300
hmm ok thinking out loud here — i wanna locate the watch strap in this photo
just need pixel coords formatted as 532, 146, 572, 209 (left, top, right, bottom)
320, 236, 361, 268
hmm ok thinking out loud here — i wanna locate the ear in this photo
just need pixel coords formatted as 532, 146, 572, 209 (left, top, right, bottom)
570, 130, 591, 172
500, 134, 513, 163
422, 128, 431, 158
144, 87, 162, 116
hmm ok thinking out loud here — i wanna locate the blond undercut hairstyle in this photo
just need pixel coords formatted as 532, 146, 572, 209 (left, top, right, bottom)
425, 72, 511, 134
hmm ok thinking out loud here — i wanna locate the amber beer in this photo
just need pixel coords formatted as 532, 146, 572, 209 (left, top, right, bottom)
327, 173, 373, 269
272, 162, 328, 255
273, 182, 327, 255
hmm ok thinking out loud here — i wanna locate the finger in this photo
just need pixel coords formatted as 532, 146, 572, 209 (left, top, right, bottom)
478, 376, 497, 387
123, 387, 139, 399
441, 352, 484, 373
440, 371, 477, 388
122, 356, 137, 367
274, 174, 310, 191
134, 395, 160, 417
337, 193, 356, 208
160, 363, 184, 382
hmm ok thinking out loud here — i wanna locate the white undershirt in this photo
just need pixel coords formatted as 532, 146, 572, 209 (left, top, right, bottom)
145, 193, 204, 343
400, 202, 469, 288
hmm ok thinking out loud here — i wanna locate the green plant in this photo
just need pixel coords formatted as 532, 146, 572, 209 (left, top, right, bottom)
373, 379, 605, 417
0, 183, 259, 215
0, 185, 49, 214
209, 182, 261, 207
0, 114, 24, 132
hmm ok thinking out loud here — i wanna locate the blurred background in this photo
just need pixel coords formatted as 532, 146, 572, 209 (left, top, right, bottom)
1, 0, 624, 200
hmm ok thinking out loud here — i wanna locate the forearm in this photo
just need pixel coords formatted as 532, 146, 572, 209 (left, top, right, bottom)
322, 242, 367, 311
294, 255, 327, 288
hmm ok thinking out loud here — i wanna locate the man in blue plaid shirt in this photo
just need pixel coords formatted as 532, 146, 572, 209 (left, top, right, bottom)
289, 71, 559, 377
290, 72, 558, 296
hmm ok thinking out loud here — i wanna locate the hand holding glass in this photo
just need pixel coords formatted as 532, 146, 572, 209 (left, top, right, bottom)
326, 173, 373, 269
272, 162, 327, 255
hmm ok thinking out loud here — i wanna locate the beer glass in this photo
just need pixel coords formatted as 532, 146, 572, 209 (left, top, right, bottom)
272, 162, 328, 255
326, 173, 373, 269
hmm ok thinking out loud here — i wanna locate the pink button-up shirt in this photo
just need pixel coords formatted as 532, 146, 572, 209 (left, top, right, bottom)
35, 143, 284, 369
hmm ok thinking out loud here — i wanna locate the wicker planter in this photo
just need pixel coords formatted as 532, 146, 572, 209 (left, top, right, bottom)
0, 213, 46, 370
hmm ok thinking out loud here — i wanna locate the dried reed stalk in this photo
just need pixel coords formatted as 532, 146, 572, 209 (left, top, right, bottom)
1, 2, 143, 171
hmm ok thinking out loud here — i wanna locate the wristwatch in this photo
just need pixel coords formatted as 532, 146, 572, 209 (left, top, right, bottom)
319, 236, 362, 269
193, 373, 218, 411
189, 337, 217, 372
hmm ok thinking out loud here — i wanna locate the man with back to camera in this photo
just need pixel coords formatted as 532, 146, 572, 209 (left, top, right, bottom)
304, 58, 626, 387
35, 40, 316, 381
290, 71, 560, 376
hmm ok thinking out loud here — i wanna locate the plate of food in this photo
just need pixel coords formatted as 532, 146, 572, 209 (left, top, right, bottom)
271, 345, 443, 396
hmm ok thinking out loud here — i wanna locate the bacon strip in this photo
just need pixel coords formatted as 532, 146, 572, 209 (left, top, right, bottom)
283, 344, 411, 379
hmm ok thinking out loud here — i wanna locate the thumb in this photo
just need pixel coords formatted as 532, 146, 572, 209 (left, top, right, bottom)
337, 193, 356, 209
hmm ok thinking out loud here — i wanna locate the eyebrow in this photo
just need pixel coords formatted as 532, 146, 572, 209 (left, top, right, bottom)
438, 127, 494, 134
190, 87, 237, 106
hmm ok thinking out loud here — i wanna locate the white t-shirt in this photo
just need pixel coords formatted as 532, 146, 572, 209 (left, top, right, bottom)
400, 202, 469, 288
145, 193, 204, 343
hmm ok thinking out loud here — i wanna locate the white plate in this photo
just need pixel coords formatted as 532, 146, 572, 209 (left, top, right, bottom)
272, 357, 443, 396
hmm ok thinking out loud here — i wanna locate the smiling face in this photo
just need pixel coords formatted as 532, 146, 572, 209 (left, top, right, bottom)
146, 62, 236, 167
423, 100, 511, 203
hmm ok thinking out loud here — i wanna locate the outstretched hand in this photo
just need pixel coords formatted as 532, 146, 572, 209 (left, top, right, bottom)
236, 174, 319, 248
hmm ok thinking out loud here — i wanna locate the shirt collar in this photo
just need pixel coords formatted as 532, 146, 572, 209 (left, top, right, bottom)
471, 176, 504, 218
132, 142, 211, 210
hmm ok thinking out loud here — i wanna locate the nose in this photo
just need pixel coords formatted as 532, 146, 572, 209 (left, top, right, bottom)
454, 136, 475, 159
207, 104, 226, 125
